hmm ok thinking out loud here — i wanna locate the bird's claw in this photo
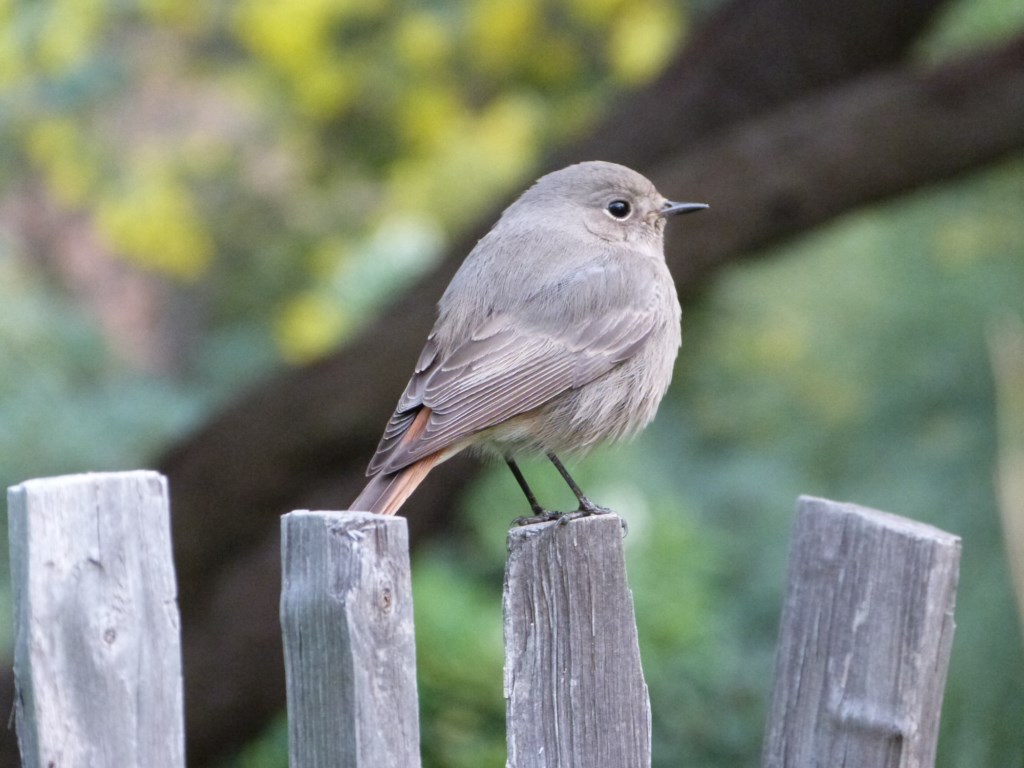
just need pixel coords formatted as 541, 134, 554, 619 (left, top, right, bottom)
512, 509, 563, 526
512, 499, 625, 534
577, 497, 613, 517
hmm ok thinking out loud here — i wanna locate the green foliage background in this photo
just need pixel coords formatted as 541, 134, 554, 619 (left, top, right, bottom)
1, 0, 1023, 766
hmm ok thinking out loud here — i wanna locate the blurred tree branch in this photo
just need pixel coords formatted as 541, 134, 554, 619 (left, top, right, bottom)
659, 34, 1024, 289
7, 0, 1024, 765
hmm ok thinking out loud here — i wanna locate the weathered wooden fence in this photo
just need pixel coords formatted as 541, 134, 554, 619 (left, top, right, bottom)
8, 472, 184, 768
7, 471, 961, 767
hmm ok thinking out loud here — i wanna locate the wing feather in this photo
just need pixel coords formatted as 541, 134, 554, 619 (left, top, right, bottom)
367, 304, 657, 475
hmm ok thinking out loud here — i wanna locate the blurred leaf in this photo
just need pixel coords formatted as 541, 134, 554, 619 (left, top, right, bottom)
609, 1, 683, 84
95, 162, 214, 279
989, 315, 1024, 641
413, 551, 506, 768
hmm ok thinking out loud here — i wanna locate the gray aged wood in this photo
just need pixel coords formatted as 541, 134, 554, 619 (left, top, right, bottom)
504, 514, 650, 768
7, 471, 184, 768
280, 511, 421, 768
761, 495, 961, 768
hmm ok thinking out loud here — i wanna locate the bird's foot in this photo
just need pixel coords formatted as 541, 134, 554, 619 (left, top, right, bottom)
512, 508, 565, 526
512, 499, 625, 534
576, 497, 613, 517
559, 498, 627, 535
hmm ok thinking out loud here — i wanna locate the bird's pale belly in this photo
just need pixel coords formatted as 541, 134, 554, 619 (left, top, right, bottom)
477, 329, 678, 458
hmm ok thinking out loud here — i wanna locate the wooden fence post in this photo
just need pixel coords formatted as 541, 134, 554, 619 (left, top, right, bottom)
7, 471, 184, 768
504, 514, 651, 768
280, 511, 421, 768
761, 495, 961, 768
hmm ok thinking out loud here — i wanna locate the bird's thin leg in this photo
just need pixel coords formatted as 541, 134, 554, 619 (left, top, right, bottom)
506, 457, 544, 516
506, 458, 562, 525
546, 452, 613, 517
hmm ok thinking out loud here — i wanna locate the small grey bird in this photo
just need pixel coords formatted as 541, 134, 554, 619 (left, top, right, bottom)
351, 161, 706, 520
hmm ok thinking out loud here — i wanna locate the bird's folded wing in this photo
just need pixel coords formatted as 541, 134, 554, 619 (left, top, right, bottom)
367, 307, 658, 475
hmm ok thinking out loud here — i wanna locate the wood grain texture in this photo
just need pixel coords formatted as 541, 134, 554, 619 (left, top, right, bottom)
7, 471, 184, 768
761, 496, 961, 768
280, 511, 420, 768
504, 514, 650, 768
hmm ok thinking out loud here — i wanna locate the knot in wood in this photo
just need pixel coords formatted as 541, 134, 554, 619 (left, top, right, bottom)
379, 584, 394, 613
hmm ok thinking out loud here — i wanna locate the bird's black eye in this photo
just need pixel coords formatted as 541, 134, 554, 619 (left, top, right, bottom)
606, 199, 631, 219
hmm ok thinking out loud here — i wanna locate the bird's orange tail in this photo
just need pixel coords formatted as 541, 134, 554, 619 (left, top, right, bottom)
349, 454, 442, 515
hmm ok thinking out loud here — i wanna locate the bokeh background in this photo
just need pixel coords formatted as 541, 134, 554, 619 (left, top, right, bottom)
2, 0, 1023, 766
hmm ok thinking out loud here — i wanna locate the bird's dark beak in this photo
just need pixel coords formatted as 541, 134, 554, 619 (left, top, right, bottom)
659, 200, 709, 217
